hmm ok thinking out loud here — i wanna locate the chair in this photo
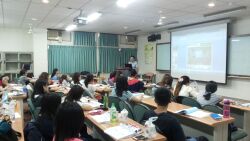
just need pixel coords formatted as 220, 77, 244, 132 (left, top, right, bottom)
203, 105, 223, 114
175, 96, 186, 103
142, 72, 155, 83
108, 96, 122, 112
133, 104, 150, 123
119, 100, 135, 120
182, 97, 202, 109
203, 105, 248, 141
82, 90, 92, 98
27, 99, 40, 120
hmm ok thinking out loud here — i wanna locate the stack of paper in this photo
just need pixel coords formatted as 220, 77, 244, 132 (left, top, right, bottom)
176, 107, 210, 118
91, 112, 110, 123
81, 97, 103, 108
104, 124, 139, 140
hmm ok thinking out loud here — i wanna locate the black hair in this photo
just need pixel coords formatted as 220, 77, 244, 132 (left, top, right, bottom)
54, 102, 85, 141
174, 75, 190, 97
109, 71, 116, 79
51, 68, 59, 78
115, 76, 128, 97
65, 85, 84, 102
19, 69, 27, 76
130, 69, 137, 77
27, 72, 34, 78
32, 79, 48, 99
39, 72, 49, 82
72, 72, 81, 84
155, 87, 171, 107
203, 81, 218, 100
39, 94, 61, 119
61, 74, 67, 80
84, 74, 94, 88
130, 56, 135, 59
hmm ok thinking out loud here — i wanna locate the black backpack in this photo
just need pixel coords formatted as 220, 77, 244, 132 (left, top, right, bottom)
24, 121, 45, 141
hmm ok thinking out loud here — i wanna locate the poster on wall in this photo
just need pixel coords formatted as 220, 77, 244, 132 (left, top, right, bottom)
144, 43, 154, 64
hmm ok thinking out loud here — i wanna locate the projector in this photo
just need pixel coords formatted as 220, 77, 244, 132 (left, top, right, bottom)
73, 16, 87, 25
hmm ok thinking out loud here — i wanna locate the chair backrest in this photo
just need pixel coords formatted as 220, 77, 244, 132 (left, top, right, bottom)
108, 96, 122, 112
182, 97, 202, 109
82, 90, 92, 98
27, 99, 39, 120
133, 104, 150, 123
119, 100, 135, 120
175, 96, 186, 103
203, 105, 223, 114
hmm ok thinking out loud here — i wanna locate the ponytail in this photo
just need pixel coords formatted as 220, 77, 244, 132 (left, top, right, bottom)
203, 92, 212, 100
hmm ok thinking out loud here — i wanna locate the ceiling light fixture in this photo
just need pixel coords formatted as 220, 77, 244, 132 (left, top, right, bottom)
65, 24, 77, 31
42, 0, 49, 4
27, 24, 32, 34
31, 18, 38, 21
87, 12, 102, 23
157, 19, 163, 25
117, 0, 134, 8
208, 1, 215, 7
125, 29, 141, 35
160, 16, 166, 19
203, 6, 247, 17
123, 26, 128, 29
154, 21, 179, 28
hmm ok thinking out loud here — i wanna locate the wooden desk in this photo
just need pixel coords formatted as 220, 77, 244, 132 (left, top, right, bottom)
85, 112, 166, 141
142, 97, 234, 141
220, 97, 250, 141
9, 94, 26, 118
12, 101, 24, 141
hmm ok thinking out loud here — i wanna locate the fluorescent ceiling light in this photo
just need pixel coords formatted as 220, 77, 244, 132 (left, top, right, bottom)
154, 21, 179, 28
231, 39, 240, 42
125, 29, 141, 35
117, 0, 134, 8
208, 2, 215, 7
65, 24, 77, 31
87, 12, 102, 22
204, 6, 247, 17
160, 16, 166, 19
31, 18, 38, 21
42, 0, 49, 4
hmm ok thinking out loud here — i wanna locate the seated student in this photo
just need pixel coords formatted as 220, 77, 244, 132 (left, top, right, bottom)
157, 74, 173, 91
127, 69, 144, 92
39, 72, 53, 85
197, 81, 221, 106
25, 94, 61, 141
142, 88, 186, 141
84, 74, 103, 99
60, 74, 70, 87
111, 76, 142, 103
71, 72, 83, 86
19, 69, 31, 85
54, 102, 98, 141
0, 75, 10, 92
51, 68, 60, 81
64, 85, 93, 111
173, 75, 199, 99
32, 79, 49, 107
108, 71, 116, 86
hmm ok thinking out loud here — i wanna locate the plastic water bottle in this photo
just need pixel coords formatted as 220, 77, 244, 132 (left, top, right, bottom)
2, 91, 9, 103
9, 100, 16, 120
223, 99, 230, 118
110, 103, 117, 124
103, 94, 109, 110
144, 117, 158, 138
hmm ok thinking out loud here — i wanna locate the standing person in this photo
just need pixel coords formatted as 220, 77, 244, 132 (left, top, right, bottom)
51, 68, 60, 81
128, 56, 138, 70
173, 76, 199, 99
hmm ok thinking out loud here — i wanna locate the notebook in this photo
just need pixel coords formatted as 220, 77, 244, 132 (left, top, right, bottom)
176, 107, 210, 118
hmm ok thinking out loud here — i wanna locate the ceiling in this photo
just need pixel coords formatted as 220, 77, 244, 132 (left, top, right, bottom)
0, 0, 250, 35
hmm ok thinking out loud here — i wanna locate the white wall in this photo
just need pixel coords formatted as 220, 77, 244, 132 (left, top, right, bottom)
33, 29, 48, 77
137, 17, 250, 100
0, 28, 33, 52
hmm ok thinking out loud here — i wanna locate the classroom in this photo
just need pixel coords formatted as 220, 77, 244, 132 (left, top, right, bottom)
0, 0, 250, 141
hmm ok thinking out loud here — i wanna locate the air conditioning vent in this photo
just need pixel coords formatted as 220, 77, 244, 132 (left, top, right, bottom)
120, 35, 137, 45
47, 29, 71, 42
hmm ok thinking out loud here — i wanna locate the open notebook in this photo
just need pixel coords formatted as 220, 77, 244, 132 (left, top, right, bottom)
175, 107, 210, 118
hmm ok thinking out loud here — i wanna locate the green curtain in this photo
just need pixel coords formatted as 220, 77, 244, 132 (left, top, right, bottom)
73, 31, 96, 46
99, 47, 137, 73
99, 33, 118, 47
48, 45, 97, 73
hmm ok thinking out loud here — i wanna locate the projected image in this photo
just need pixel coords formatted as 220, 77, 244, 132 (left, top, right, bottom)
187, 43, 212, 70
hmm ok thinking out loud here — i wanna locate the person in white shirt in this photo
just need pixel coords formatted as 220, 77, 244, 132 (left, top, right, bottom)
128, 56, 138, 70
197, 81, 221, 106
173, 76, 199, 99
84, 74, 103, 99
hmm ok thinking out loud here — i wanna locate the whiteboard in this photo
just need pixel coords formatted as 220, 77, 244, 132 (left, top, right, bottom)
156, 43, 171, 71
228, 35, 250, 76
